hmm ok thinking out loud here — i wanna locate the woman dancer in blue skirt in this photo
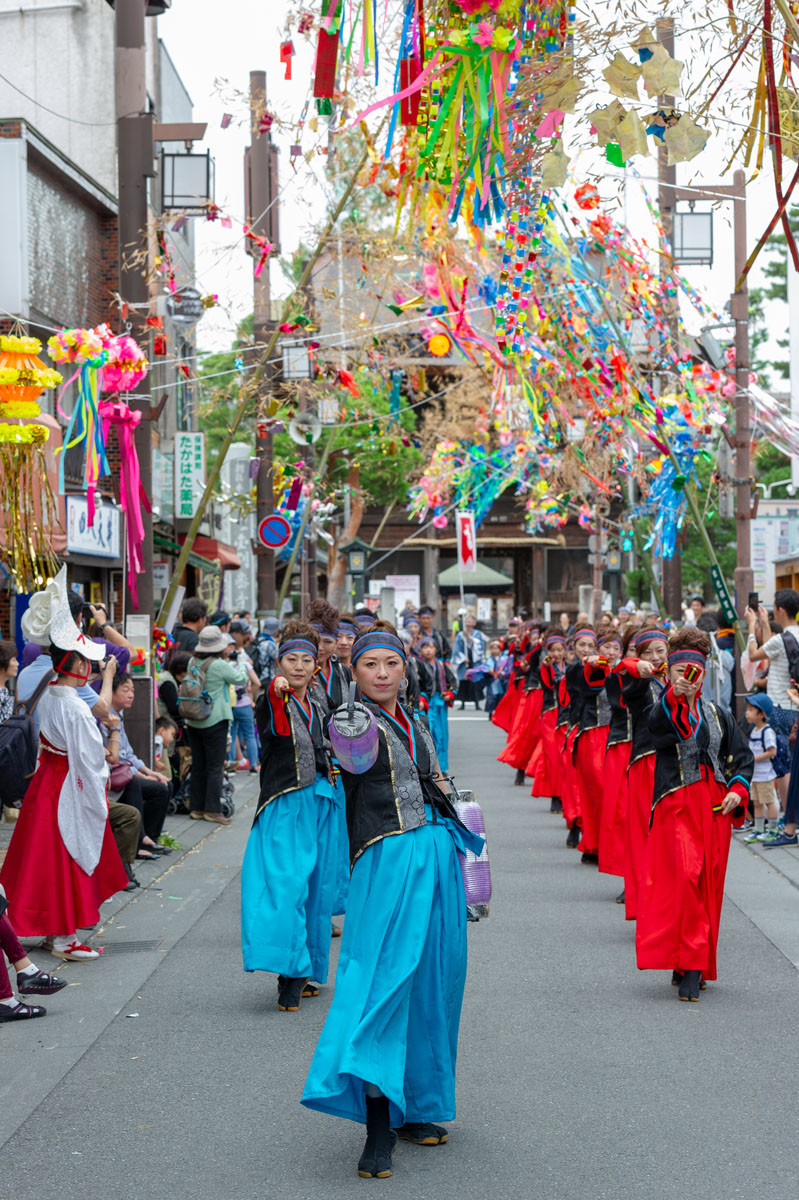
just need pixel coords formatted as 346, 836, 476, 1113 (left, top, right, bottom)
302, 620, 483, 1179
240, 621, 339, 1013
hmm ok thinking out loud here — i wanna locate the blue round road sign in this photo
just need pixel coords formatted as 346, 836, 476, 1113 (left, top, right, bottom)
258, 514, 292, 550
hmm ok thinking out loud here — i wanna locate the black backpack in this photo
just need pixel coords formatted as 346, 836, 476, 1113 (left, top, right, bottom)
781, 632, 799, 687
0, 672, 53, 802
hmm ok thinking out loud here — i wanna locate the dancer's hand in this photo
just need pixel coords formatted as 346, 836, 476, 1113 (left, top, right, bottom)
636, 660, 655, 678
721, 791, 741, 815
274, 676, 290, 697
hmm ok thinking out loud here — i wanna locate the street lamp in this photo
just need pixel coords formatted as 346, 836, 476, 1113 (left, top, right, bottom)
160, 150, 215, 213
672, 207, 714, 267
281, 341, 312, 380
339, 536, 373, 605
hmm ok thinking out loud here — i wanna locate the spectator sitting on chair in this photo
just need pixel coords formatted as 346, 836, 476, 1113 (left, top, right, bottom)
172, 598, 208, 653
101, 673, 171, 863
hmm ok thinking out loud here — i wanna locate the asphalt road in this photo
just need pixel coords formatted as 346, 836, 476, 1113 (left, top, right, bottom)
2, 712, 799, 1200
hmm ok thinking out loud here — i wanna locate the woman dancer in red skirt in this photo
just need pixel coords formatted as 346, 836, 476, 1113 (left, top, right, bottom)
560, 625, 597, 850
614, 624, 668, 919
532, 630, 567, 812
635, 626, 752, 1001
497, 627, 543, 785
490, 620, 526, 734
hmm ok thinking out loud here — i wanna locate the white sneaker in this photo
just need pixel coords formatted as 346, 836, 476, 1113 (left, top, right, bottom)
51, 938, 101, 961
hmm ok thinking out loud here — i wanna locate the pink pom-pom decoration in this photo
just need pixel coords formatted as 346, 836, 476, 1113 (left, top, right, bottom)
102, 335, 149, 392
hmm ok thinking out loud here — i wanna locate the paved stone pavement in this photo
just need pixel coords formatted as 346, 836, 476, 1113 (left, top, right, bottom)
1, 713, 798, 1200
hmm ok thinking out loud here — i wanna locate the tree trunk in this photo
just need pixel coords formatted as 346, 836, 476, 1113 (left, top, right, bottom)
327, 465, 363, 609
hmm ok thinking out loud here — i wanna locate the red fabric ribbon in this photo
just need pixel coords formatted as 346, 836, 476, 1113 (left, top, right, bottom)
98, 399, 151, 610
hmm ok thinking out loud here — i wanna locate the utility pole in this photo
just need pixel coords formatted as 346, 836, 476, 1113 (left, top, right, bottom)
672, 171, 751, 622
656, 16, 683, 620
592, 511, 604, 623
248, 69, 277, 617
115, 0, 154, 618
731, 171, 753, 615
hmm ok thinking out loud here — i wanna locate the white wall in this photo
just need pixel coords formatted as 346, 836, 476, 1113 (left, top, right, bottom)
0, 0, 116, 194
0, 139, 28, 315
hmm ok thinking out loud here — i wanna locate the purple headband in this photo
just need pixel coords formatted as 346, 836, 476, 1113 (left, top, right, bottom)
354, 612, 376, 628
633, 628, 668, 651
351, 631, 407, 664
667, 648, 707, 669
598, 633, 621, 647
572, 627, 596, 642
278, 638, 318, 659
545, 635, 567, 647
337, 621, 358, 636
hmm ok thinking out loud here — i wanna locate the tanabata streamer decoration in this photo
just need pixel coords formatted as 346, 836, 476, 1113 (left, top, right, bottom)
48, 325, 114, 516
0, 334, 61, 587
98, 399, 151, 609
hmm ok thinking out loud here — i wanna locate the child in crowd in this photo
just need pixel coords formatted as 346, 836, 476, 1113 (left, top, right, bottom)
155, 715, 179, 778
417, 637, 456, 771
744, 694, 780, 843
483, 638, 507, 716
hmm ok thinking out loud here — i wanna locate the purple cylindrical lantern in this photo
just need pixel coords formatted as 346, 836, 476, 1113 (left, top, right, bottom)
329, 683, 379, 774
454, 790, 492, 918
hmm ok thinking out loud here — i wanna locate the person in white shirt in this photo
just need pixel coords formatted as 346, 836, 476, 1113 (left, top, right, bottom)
746, 589, 799, 807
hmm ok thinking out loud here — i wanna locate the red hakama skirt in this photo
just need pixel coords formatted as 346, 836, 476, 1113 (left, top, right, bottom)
531, 707, 560, 797
0, 747, 128, 937
491, 674, 522, 733
598, 741, 631, 877
560, 726, 581, 829
497, 688, 543, 770
574, 726, 609, 856
636, 773, 736, 981
623, 754, 655, 921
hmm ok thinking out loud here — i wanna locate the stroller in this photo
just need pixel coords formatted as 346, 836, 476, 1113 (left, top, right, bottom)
169, 765, 235, 818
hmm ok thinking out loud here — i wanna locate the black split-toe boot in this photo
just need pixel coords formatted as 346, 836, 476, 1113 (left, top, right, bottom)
277, 976, 307, 1012
514, 768, 526, 786
358, 1096, 397, 1179
550, 796, 563, 813
615, 889, 625, 904
677, 970, 702, 1002
566, 823, 581, 849
396, 1121, 448, 1146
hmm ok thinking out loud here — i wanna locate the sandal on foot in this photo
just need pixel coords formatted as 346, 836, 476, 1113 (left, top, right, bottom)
17, 969, 67, 996
0, 1000, 46, 1021
396, 1122, 448, 1146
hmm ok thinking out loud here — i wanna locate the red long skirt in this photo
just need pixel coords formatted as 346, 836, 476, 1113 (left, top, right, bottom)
491, 675, 522, 733
636, 776, 734, 981
531, 707, 560, 797
598, 741, 631, 877
623, 755, 655, 921
497, 689, 543, 770
561, 726, 581, 829
0, 749, 128, 937
575, 726, 609, 856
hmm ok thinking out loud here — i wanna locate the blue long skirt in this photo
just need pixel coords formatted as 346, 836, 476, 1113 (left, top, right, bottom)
428, 693, 450, 772
241, 775, 338, 984
301, 807, 477, 1127
331, 773, 350, 917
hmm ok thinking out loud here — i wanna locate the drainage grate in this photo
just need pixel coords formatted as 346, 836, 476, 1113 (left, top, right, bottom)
96, 939, 164, 955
